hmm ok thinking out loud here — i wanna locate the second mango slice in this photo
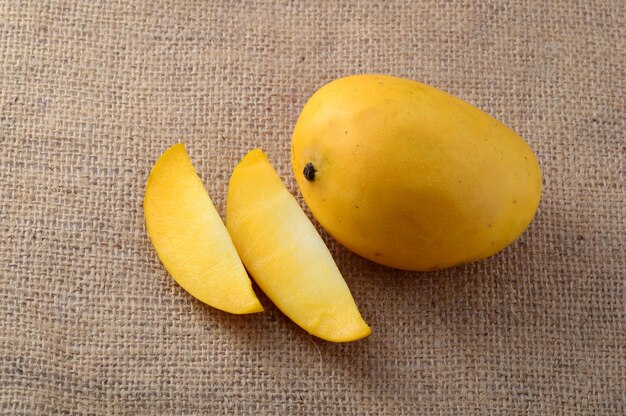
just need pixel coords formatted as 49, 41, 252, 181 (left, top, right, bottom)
226, 149, 371, 342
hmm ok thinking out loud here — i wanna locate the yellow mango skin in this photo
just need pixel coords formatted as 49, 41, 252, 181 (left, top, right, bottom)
291, 74, 542, 271
144, 144, 263, 314
226, 150, 370, 342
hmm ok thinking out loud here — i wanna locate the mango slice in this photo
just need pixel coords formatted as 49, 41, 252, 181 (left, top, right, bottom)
226, 149, 370, 342
144, 144, 263, 314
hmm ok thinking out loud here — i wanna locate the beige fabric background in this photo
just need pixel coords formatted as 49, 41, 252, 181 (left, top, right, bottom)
1, 1, 624, 414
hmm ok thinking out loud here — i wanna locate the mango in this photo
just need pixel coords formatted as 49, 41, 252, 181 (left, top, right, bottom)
144, 144, 263, 314
291, 74, 542, 271
226, 149, 371, 342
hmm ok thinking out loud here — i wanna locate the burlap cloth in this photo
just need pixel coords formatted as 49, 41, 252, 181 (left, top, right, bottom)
1, 1, 624, 414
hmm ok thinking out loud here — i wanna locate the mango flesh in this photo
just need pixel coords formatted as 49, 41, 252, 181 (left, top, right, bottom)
226, 149, 371, 342
291, 74, 542, 271
144, 143, 263, 314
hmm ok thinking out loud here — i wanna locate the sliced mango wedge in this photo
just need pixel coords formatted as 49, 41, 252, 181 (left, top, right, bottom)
144, 143, 263, 314
226, 149, 371, 342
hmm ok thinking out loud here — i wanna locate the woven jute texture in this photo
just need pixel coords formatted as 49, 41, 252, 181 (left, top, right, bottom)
1, 1, 624, 414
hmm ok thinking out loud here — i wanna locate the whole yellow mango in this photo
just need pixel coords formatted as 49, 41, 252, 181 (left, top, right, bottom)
291, 74, 542, 271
